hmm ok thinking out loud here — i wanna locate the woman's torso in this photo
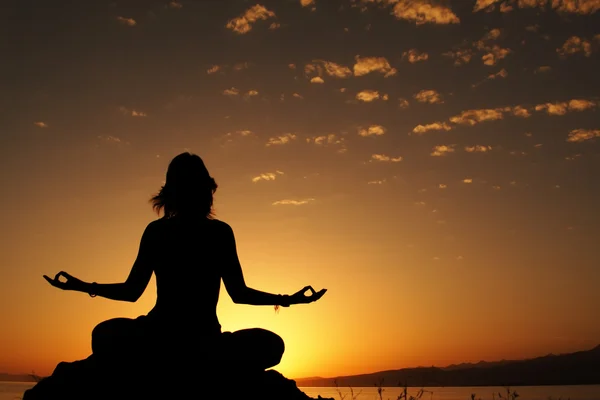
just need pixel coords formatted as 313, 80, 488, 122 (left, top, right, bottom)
145, 216, 225, 337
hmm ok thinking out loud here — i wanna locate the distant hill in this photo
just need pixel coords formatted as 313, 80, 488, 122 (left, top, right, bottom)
296, 345, 600, 387
0, 373, 38, 382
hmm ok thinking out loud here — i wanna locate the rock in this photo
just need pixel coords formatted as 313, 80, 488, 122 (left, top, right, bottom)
23, 354, 333, 400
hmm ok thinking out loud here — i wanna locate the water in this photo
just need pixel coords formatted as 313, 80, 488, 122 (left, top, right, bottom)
301, 385, 600, 400
2, 382, 599, 400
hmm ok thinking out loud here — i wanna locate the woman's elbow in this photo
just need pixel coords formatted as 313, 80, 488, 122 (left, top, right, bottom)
228, 288, 248, 304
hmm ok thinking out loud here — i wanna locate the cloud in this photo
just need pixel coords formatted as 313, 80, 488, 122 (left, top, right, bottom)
269, 22, 281, 30
223, 87, 240, 96
266, 133, 297, 146
473, 0, 502, 12
463, 178, 473, 183
272, 198, 315, 206
353, 56, 397, 77
308, 60, 353, 78
119, 106, 147, 117
402, 49, 429, 63
566, 129, 600, 142
356, 90, 382, 102
534, 66, 552, 73
33, 121, 48, 128
511, 105, 531, 117
482, 45, 511, 65
97, 135, 124, 144
301, 0, 315, 6
472, 68, 508, 87
442, 49, 473, 66
207, 65, 221, 74
233, 62, 251, 71
359, 125, 386, 136
475, 0, 600, 14
371, 153, 402, 162
535, 99, 596, 115
116, 16, 136, 26
449, 108, 504, 125
557, 36, 593, 57
389, 0, 460, 25
310, 76, 325, 83
412, 122, 452, 134
307, 133, 347, 152
430, 145, 455, 156
414, 89, 443, 104
226, 5, 276, 34
168, 1, 183, 9
292, 93, 304, 99
398, 98, 410, 109
252, 171, 284, 182
465, 145, 493, 152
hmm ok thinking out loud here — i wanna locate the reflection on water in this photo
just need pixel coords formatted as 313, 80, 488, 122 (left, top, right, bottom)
2, 382, 600, 400
302, 385, 600, 400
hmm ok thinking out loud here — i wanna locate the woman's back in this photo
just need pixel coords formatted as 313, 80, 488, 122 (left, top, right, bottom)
146, 216, 226, 336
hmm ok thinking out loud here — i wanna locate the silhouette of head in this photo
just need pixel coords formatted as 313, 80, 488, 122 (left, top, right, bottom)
150, 152, 217, 218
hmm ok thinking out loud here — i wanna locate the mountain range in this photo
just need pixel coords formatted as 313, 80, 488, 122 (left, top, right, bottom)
296, 345, 600, 387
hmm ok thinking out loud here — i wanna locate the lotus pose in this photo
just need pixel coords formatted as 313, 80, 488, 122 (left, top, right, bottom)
43, 152, 326, 372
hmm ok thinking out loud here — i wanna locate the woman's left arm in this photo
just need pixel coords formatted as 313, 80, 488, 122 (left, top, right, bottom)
44, 223, 156, 302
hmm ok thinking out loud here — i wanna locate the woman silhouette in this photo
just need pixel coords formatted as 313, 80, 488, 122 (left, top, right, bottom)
43, 152, 326, 372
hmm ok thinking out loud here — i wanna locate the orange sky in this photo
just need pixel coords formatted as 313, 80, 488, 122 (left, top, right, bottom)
1, 0, 600, 380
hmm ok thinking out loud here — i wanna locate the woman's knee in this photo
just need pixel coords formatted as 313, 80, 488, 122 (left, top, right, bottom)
91, 318, 132, 354
256, 329, 285, 367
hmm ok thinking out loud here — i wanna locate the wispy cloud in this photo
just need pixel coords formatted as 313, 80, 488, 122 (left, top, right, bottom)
223, 87, 240, 96
475, 0, 600, 14
116, 16, 136, 27
430, 145, 455, 156
442, 49, 473, 66
449, 108, 505, 125
412, 122, 451, 134
226, 5, 276, 34
371, 153, 402, 162
266, 133, 297, 146
353, 56, 397, 77
465, 145, 493, 153
33, 121, 48, 128
402, 49, 429, 63
207, 65, 221, 74
119, 106, 147, 117
168, 1, 183, 9
389, 0, 460, 25
535, 99, 596, 115
566, 129, 600, 143
356, 90, 383, 102
414, 89, 444, 104
359, 125, 386, 137
557, 36, 593, 57
272, 198, 315, 205
398, 98, 410, 109
252, 171, 284, 182
97, 135, 124, 144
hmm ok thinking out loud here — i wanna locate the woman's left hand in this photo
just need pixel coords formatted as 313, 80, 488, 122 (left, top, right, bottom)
288, 286, 327, 305
43, 271, 87, 292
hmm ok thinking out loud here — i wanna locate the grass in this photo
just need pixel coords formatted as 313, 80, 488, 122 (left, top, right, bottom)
329, 381, 572, 400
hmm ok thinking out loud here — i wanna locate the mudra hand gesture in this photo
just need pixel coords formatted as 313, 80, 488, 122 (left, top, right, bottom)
43, 271, 87, 293
279, 286, 327, 307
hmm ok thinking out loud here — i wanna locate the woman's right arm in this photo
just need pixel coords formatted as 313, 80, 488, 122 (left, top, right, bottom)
220, 222, 290, 307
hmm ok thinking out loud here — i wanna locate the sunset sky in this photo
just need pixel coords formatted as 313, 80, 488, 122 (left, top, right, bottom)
1, 0, 600, 380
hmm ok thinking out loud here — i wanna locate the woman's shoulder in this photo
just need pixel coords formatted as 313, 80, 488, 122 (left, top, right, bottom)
147, 216, 232, 232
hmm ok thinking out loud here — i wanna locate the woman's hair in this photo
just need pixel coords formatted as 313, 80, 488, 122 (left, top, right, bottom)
150, 152, 218, 218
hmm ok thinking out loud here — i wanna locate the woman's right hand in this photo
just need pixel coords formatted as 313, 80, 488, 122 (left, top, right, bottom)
286, 286, 327, 306
43, 271, 87, 292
